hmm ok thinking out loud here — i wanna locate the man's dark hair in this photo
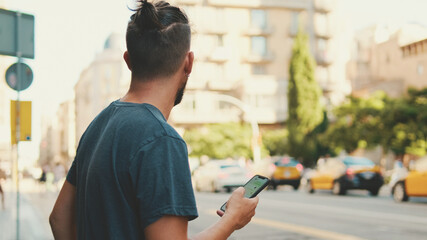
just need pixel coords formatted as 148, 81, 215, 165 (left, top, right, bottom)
126, 0, 191, 80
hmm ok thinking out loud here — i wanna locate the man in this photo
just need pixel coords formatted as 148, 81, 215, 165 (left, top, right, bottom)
49, 0, 259, 239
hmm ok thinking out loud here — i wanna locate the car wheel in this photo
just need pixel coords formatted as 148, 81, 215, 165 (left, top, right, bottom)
306, 181, 315, 194
211, 181, 218, 193
332, 181, 346, 195
393, 182, 409, 202
293, 183, 300, 190
269, 179, 278, 190
369, 187, 380, 196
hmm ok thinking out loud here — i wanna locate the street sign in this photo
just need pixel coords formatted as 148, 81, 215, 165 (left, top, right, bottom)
10, 100, 32, 145
5, 62, 33, 91
0, 9, 35, 59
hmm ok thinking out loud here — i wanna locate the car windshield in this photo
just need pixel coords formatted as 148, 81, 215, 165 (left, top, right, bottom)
342, 157, 375, 167
220, 164, 241, 169
275, 158, 299, 167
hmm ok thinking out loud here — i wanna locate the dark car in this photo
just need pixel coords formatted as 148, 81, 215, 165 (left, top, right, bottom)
307, 156, 384, 196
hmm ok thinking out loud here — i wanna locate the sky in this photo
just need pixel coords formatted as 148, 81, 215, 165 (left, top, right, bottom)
2, 0, 427, 166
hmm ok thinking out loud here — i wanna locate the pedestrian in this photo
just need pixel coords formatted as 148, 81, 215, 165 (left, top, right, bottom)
52, 162, 65, 191
0, 168, 6, 210
49, 0, 259, 239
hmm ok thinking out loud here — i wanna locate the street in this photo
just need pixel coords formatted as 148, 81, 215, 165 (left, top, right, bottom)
1, 180, 427, 239
189, 186, 427, 240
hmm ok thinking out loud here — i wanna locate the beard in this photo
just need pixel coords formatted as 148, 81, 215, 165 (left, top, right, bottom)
174, 79, 188, 106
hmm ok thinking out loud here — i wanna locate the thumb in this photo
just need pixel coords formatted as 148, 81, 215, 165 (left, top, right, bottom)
233, 186, 246, 197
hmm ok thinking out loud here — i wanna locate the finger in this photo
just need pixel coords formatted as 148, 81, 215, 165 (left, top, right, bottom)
233, 186, 245, 196
251, 196, 259, 204
216, 210, 224, 217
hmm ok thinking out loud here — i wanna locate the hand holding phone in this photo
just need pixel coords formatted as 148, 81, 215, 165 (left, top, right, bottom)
220, 174, 270, 212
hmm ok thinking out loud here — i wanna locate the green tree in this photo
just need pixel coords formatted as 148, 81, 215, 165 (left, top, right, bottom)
184, 123, 268, 160
323, 89, 427, 167
287, 28, 324, 167
262, 128, 288, 156
386, 88, 427, 157
322, 91, 387, 155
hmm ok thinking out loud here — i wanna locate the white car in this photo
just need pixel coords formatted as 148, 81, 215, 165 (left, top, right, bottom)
193, 160, 251, 192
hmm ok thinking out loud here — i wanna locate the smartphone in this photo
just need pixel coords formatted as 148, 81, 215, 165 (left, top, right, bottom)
220, 174, 270, 212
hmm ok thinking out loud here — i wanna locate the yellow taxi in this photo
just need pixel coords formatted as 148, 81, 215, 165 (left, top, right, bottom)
392, 156, 427, 202
307, 156, 383, 196
270, 157, 303, 190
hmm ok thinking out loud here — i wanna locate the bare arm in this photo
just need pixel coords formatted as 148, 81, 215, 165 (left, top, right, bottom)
49, 180, 77, 240
144, 187, 258, 240
190, 187, 258, 240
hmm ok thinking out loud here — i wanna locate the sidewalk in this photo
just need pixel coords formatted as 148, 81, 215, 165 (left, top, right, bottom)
0, 178, 58, 240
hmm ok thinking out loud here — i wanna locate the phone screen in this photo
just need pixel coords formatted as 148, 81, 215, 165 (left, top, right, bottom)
243, 175, 269, 198
220, 175, 270, 212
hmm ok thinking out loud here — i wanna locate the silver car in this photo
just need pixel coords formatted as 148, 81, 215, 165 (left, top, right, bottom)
193, 159, 251, 193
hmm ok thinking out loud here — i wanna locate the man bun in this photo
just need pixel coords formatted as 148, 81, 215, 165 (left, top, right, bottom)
126, 0, 191, 80
131, 0, 163, 31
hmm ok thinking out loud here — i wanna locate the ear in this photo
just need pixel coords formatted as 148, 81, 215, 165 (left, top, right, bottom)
123, 51, 132, 71
184, 51, 194, 75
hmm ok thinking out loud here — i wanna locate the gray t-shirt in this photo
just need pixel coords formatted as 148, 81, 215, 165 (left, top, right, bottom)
67, 100, 198, 240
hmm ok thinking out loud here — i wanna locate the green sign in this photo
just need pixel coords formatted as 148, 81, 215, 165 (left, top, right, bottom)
0, 9, 35, 59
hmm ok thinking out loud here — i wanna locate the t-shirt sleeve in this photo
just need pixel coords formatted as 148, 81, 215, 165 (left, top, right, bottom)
130, 135, 198, 230
66, 159, 77, 186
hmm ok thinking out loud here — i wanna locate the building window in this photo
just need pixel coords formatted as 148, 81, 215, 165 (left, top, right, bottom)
251, 9, 267, 29
251, 36, 267, 56
215, 35, 224, 47
252, 64, 266, 75
182, 95, 196, 111
315, 13, 328, 36
213, 63, 225, 81
317, 39, 327, 52
417, 64, 424, 76
290, 11, 300, 35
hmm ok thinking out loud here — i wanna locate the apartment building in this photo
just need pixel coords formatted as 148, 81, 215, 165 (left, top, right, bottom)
74, 33, 130, 143
72, 0, 349, 145
349, 23, 427, 98
170, 0, 350, 128
39, 100, 76, 168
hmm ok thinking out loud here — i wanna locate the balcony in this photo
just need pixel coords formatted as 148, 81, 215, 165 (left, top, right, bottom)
242, 26, 273, 37
315, 25, 332, 39
316, 51, 333, 66
242, 53, 274, 64
201, 27, 227, 36
314, 0, 334, 13
205, 47, 229, 63
207, 0, 310, 10
241, 76, 287, 124
207, 80, 236, 91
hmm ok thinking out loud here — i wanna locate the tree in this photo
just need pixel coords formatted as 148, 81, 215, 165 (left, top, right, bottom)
262, 128, 288, 156
184, 122, 268, 160
287, 28, 324, 167
322, 91, 388, 155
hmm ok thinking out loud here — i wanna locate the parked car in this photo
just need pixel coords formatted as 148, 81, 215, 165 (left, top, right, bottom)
392, 156, 427, 202
192, 159, 251, 193
270, 157, 303, 190
307, 156, 384, 196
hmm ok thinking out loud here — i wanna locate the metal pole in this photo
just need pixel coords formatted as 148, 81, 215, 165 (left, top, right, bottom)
15, 11, 21, 240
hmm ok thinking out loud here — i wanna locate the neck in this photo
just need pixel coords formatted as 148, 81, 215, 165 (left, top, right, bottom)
120, 77, 179, 120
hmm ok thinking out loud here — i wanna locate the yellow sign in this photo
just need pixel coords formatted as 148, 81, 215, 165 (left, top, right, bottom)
10, 100, 31, 145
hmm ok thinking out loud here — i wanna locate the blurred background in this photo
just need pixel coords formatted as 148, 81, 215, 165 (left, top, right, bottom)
0, 0, 427, 239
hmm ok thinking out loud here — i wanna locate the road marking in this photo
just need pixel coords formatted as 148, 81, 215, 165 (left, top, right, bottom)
204, 209, 366, 240
262, 198, 427, 225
